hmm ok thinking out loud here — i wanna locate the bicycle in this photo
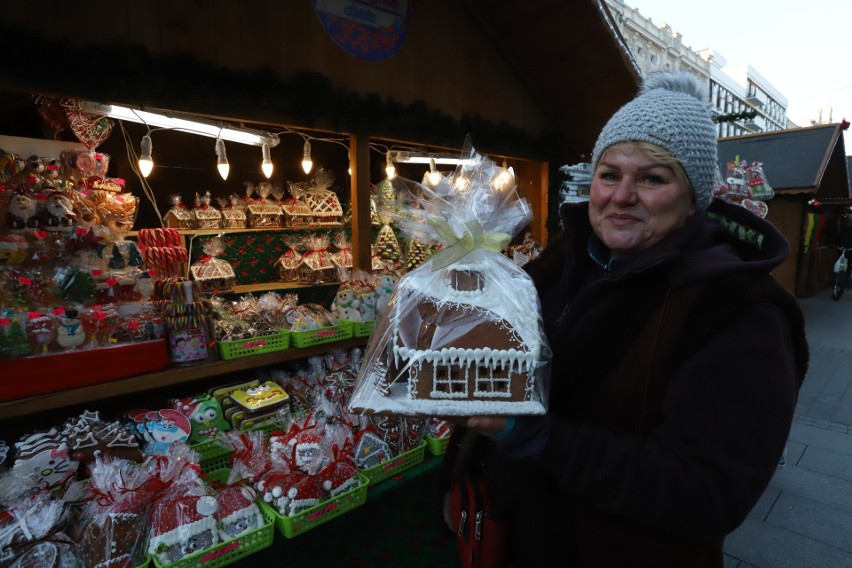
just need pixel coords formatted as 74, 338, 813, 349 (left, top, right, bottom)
833, 246, 851, 300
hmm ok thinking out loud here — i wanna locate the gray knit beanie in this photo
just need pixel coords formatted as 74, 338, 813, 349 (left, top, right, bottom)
590, 70, 719, 210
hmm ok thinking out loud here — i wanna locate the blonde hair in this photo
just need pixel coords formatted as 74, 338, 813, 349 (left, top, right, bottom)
600, 141, 692, 193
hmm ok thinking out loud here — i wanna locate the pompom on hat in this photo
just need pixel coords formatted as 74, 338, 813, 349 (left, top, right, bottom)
590, 70, 720, 210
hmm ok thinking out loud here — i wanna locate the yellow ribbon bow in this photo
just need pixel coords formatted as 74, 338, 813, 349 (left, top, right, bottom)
428, 218, 510, 271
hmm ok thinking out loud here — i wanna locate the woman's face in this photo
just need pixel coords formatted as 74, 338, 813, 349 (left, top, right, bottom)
589, 143, 696, 256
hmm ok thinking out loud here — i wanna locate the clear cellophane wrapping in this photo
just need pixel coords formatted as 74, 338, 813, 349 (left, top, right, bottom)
348, 140, 551, 417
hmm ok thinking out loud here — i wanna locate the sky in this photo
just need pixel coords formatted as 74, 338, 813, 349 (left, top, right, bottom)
626, 0, 852, 151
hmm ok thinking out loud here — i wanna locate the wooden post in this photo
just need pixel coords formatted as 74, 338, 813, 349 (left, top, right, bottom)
350, 132, 372, 271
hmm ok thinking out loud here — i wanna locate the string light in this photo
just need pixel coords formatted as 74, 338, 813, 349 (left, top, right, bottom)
301, 139, 313, 174
261, 143, 274, 178
138, 134, 154, 177
215, 138, 229, 180
385, 150, 396, 179
425, 157, 442, 186
495, 159, 514, 190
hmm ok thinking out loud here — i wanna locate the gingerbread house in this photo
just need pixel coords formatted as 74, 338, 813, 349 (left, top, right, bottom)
246, 200, 283, 228
163, 195, 194, 229
352, 251, 548, 417
280, 196, 313, 229
303, 169, 343, 227
192, 191, 222, 229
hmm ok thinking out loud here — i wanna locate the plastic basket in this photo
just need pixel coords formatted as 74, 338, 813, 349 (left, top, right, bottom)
192, 438, 233, 474
359, 441, 427, 485
151, 497, 275, 568
425, 435, 450, 456
341, 319, 374, 338
217, 330, 289, 360
203, 467, 233, 487
261, 472, 369, 538
289, 322, 353, 348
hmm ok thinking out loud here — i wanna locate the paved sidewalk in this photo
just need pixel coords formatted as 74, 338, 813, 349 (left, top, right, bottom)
724, 287, 852, 568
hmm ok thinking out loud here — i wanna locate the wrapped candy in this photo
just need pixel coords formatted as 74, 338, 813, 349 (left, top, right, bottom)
25, 310, 56, 353
275, 234, 304, 282
73, 451, 199, 568
349, 140, 552, 416
0, 486, 80, 565
147, 456, 219, 565
285, 303, 338, 332
332, 267, 377, 324
506, 232, 543, 267
745, 160, 774, 201
0, 308, 31, 358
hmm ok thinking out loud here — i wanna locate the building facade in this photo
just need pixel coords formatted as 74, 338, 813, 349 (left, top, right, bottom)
604, 0, 791, 136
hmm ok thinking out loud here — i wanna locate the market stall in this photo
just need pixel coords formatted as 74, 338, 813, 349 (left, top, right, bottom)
717, 123, 851, 297
0, 1, 641, 566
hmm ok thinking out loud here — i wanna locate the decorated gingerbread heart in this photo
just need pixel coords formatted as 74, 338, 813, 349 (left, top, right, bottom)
741, 199, 769, 218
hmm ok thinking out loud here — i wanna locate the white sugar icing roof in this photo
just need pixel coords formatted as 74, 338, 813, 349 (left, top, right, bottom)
395, 248, 541, 349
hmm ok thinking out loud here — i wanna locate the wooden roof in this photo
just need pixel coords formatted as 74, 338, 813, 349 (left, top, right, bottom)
718, 124, 851, 201
463, 0, 642, 160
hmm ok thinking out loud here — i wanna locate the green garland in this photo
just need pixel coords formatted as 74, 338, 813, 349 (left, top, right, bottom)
714, 110, 759, 124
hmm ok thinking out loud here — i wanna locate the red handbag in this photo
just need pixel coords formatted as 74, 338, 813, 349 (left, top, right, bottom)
449, 470, 509, 568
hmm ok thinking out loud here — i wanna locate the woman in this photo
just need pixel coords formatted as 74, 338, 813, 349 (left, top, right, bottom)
445, 71, 809, 567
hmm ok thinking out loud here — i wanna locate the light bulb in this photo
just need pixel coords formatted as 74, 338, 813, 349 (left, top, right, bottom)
301, 139, 313, 174
348, 160, 352, 176
261, 143, 273, 178
216, 138, 230, 180
385, 150, 396, 179
425, 157, 442, 186
138, 134, 154, 177
496, 159, 514, 190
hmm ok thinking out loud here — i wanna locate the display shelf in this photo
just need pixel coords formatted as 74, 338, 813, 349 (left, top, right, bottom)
128, 226, 350, 237
0, 337, 368, 420
230, 281, 339, 294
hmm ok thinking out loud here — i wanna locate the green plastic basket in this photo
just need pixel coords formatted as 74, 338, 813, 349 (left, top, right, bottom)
217, 330, 289, 360
425, 435, 450, 456
202, 467, 233, 486
151, 498, 275, 568
341, 319, 374, 337
289, 322, 353, 348
359, 441, 426, 485
192, 438, 233, 474
261, 472, 369, 538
